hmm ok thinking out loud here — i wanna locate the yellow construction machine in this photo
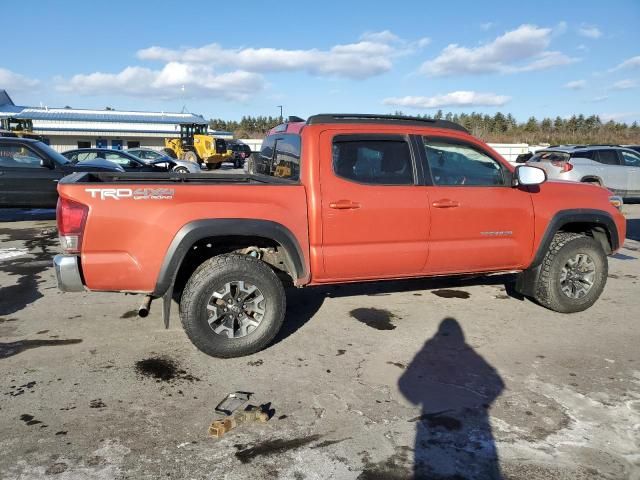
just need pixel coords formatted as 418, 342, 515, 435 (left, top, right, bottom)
164, 123, 232, 170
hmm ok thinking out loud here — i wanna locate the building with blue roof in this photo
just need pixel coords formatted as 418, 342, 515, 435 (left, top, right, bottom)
0, 90, 232, 152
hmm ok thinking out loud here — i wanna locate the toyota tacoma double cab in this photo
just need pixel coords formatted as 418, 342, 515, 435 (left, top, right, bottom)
53, 114, 626, 358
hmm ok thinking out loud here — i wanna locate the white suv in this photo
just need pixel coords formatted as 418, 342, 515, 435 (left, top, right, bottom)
527, 145, 640, 199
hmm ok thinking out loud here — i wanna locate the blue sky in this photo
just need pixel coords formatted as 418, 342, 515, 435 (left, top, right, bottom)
1, 0, 639, 122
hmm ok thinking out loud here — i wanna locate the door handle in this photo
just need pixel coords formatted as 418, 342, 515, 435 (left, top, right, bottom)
329, 200, 361, 210
432, 199, 459, 208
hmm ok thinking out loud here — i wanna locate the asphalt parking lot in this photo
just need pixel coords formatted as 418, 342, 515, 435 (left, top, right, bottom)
1, 193, 639, 479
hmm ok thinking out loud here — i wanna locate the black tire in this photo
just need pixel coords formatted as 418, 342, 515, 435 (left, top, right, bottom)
533, 232, 608, 313
173, 167, 189, 174
179, 254, 286, 358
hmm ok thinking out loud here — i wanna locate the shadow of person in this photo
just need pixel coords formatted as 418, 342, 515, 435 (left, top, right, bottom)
398, 318, 504, 479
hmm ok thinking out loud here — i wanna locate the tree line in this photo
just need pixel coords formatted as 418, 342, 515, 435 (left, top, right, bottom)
210, 111, 640, 145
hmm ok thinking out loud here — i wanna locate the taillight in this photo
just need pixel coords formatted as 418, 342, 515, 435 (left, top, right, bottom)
56, 197, 88, 253
561, 162, 573, 172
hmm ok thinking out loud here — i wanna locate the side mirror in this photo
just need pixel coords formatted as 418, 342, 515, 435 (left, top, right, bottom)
515, 165, 546, 186
40, 158, 53, 169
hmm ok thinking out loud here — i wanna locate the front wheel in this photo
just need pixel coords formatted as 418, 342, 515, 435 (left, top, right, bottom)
179, 254, 286, 358
173, 166, 190, 174
532, 232, 608, 313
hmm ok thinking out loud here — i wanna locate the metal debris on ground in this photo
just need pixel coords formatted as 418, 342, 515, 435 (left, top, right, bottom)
215, 391, 252, 416
208, 405, 270, 438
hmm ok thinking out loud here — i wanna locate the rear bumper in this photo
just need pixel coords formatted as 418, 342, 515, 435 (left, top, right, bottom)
53, 254, 85, 292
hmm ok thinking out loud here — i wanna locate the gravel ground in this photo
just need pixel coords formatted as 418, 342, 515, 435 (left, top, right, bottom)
0, 201, 639, 480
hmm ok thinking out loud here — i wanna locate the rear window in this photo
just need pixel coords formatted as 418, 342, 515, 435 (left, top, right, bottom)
530, 151, 570, 163
254, 134, 300, 180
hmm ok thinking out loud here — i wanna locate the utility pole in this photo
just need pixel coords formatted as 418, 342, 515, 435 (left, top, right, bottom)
277, 105, 283, 122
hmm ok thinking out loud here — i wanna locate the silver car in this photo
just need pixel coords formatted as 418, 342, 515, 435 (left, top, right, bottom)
527, 145, 640, 199
127, 147, 202, 174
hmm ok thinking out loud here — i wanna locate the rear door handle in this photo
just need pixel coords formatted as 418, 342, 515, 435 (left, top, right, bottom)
432, 199, 459, 208
329, 200, 361, 210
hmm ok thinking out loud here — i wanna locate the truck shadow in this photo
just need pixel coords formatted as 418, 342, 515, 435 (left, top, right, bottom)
399, 317, 504, 478
0, 209, 56, 222
275, 274, 521, 345
627, 218, 640, 242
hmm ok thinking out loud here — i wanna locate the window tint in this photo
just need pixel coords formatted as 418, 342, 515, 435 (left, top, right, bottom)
621, 150, 640, 167
595, 150, 619, 165
254, 134, 300, 180
531, 151, 570, 163
273, 135, 301, 180
0, 144, 44, 169
254, 135, 275, 175
424, 139, 505, 186
332, 137, 413, 185
571, 150, 594, 160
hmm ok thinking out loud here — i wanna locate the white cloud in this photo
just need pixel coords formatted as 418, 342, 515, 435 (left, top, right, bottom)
611, 79, 638, 90
419, 24, 576, 76
578, 25, 602, 39
137, 32, 428, 80
0, 68, 39, 92
589, 95, 609, 103
564, 79, 586, 90
57, 63, 265, 101
480, 22, 494, 31
383, 91, 511, 109
609, 56, 640, 72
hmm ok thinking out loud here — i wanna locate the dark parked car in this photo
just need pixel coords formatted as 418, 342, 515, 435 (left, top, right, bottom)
227, 142, 252, 169
0, 137, 123, 208
61, 148, 174, 172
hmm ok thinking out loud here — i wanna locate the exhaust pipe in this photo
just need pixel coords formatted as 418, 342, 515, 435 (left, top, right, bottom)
138, 295, 153, 318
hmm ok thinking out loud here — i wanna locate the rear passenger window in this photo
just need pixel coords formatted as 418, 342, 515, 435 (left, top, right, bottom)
423, 139, 505, 186
595, 150, 619, 165
332, 136, 414, 185
273, 136, 301, 180
253, 134, 300, 181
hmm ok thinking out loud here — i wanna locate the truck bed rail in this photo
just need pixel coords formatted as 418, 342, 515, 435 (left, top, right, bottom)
59, 172, 298, 185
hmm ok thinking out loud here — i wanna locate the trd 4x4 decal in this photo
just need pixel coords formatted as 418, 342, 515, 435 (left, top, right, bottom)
85, 188, 174, 200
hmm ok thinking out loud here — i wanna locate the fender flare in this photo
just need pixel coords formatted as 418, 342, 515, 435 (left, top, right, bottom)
152, 219, 307, 297
529, 208, 619, 269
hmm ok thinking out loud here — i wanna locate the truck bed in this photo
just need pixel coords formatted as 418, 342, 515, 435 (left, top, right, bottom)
57, 172, 309, 292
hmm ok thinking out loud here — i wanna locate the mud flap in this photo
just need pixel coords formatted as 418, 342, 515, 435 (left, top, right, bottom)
515, 264, 542, 297
162, 284, 173, 329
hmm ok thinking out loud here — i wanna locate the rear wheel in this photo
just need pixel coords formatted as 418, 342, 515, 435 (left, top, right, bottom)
532, 232, 608, 313
183, 151, 198, 164
173, 166, 190, 174
179, 254, 286, 358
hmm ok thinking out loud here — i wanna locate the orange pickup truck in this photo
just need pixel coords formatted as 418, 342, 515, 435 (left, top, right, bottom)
54, 114, 626, 358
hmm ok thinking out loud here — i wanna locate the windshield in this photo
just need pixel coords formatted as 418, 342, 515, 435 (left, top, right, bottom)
34, 141, 71, 165
530, 151, 570, 163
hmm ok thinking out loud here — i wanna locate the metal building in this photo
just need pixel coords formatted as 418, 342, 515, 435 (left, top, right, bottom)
0, 90, 232, 152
